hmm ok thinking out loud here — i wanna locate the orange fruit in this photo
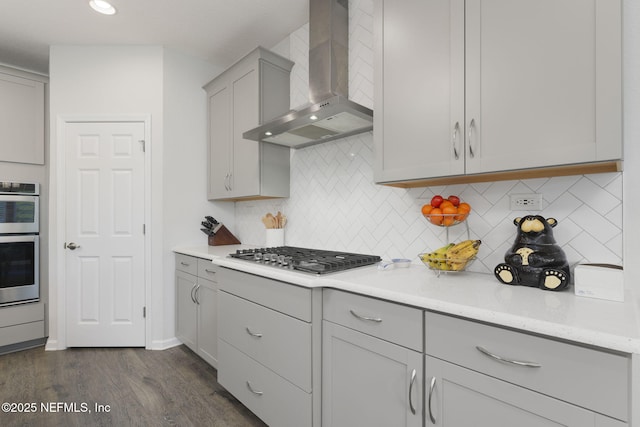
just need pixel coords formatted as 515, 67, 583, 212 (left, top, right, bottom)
442, 206, 457, 226
439, 200, 454, 209
421, 204, 434, 215
455, 203, 471, 221
429, 208, 444, 225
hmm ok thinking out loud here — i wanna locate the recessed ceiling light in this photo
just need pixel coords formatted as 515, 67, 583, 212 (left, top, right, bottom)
265, 131, 273, 136
309, 115, 318, 121
89, 0, 117, 15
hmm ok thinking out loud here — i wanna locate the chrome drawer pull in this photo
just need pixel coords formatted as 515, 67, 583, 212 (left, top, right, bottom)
204, 269, 216, 274
190, 283, 197, 304
246, 381, 264, 396
180, 261, 190, 266
428, 377, 436, 424
245, 327, 263, 338
476, 346, 542, 368
349, 309, 382, 323
408, 369, 417, 415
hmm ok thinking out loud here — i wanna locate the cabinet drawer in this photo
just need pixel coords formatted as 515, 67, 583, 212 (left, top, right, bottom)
425, 311, 629, 421
323, 289, 423, 352
197, 259, 218, 282
218, 267, 311, 322
175, 254, 198, 275
219, 291, 311, 392
218, 340, 311, 427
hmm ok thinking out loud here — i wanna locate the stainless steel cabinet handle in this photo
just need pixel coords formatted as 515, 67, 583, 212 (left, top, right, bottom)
224, 173, 230, 191
408, 368, 417, 415
476, 346, 542, 368
452, 121, 460, 160
227, 173, 233, 191
428, 376, 436, 424
349, 309, 382, 323
468, 118, 476, 158
180, 261, 190, 267
193, 284, 201, 305
246, 381, 263, 396
204, 269, 216, 274
66, 242, 81, 250
189, 283, 197, 304
245, 327, 263, 338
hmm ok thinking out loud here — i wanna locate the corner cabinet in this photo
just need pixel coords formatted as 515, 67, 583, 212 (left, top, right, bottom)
0, 65, 46, 165
373, 0, 622, 185
204, 47, 293, 201
175, 254, 218, 368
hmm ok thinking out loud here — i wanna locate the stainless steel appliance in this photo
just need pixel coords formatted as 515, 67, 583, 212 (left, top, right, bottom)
0, 182, 39, 306
0, 181, 39, 234
229, 246, 381, 274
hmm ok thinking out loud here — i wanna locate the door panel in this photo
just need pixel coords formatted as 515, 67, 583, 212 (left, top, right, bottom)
65, 121, 145, 347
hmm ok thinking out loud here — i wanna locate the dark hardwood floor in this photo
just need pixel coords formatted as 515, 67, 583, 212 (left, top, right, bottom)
0, 345, 267, 427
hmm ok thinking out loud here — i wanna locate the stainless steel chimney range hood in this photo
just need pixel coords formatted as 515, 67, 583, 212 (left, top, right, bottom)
243, 0, 373, 148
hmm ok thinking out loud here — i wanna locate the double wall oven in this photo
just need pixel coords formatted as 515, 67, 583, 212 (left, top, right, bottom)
0, 182, 39, 306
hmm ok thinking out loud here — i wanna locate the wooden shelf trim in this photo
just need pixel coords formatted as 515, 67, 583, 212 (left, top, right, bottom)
379, 161, 623, 189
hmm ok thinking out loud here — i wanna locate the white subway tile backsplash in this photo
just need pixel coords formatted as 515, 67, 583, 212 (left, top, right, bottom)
234, 0, 623, 276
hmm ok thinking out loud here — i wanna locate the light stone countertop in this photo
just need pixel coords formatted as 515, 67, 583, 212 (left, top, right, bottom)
173, 244, 640, 354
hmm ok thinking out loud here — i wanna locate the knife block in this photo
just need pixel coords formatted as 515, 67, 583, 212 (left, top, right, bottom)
208, 225, 241, 246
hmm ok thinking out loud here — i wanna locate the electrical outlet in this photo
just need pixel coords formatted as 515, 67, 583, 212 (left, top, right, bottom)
510, 193, 543, 211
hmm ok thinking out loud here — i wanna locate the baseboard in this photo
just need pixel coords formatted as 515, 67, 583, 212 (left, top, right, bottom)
45, 338, 65, 351
149, 337, 181, 350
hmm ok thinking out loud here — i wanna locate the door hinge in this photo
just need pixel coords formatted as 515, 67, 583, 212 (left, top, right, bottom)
143, 224, 146, 235
139, 139, 146, 152
143, 306, 146, 318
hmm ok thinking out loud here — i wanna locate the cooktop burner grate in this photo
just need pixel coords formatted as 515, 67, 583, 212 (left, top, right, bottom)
229, 246, 381, 274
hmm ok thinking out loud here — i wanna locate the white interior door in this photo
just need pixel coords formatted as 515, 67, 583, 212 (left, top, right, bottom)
65, 121, 146, 347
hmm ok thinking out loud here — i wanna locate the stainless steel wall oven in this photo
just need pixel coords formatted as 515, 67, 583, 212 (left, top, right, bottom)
0, 182, 39, 306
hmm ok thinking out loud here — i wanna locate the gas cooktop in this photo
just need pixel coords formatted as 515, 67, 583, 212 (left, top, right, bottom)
229, 246, 381, 274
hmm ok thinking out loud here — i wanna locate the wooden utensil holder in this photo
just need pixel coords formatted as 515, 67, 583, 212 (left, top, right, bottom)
208, 224, 241, 246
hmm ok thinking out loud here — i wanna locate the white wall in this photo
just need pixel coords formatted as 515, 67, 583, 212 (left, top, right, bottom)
161, 49, 233, 344
47, 45, 228, 349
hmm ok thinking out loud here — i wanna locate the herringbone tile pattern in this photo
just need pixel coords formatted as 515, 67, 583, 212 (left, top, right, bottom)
234, 0, 623, 274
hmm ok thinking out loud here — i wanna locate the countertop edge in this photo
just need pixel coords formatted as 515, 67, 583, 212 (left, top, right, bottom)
173, 245, 640, 355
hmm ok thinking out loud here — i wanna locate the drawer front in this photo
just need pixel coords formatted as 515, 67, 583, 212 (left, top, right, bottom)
425, 311, 629, 421
218, 340, 311, 427
197, 259, 218, 282
219, 291, 311, 392
218, 267, 311, 322
175, 254, 198, 275
323, 289, 423, 352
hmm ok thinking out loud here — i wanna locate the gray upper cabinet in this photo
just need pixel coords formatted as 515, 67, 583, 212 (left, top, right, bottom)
0, 66, 46, 165
374, 0, 622, 185
204, 47, 293, 201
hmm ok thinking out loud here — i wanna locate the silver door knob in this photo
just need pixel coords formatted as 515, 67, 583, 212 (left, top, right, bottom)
66, 242, 80, 250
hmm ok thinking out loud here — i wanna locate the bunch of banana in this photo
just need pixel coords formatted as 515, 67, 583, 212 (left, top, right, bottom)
420, 240, 482, 271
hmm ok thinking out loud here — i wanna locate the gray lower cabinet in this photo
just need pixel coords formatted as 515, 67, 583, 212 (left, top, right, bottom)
322, 289, 423, 427
175, 254, 218, 368
217, 267, 322, 427
424, 311, 629, 426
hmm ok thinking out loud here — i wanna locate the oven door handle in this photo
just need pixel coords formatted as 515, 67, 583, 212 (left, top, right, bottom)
66, 242, 81, 250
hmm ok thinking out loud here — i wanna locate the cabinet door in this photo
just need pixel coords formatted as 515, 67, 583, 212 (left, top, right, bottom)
207, 83, 232, 200
231, 65, 261, 198
322, 321, 422, 427
196, 277, 218, 368
0, 71, 45, 165
425, 356, 598, 427
465, 0, 622, 174
374, 0, 465, 183
175, 271, 197, 351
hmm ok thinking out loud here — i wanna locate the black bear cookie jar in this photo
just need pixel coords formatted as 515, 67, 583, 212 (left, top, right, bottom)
494, 215, 570, 291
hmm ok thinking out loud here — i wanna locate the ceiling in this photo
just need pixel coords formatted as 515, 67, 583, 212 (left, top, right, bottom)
0, 0, 309, 75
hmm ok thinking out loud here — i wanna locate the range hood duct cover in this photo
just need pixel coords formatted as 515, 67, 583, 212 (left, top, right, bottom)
243, 0, 373, 148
